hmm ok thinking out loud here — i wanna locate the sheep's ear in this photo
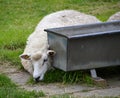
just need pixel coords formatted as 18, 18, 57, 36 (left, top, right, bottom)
47, 50, 56, 56
19, 54, 31, 60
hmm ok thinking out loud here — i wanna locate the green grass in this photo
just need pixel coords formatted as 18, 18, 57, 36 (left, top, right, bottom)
0, 74, 45, 98
0, 74, 16, 87
27, 69, 93, 85
1, 75, 118, 98
51, 70, 92, 85
0, 0, 120, 85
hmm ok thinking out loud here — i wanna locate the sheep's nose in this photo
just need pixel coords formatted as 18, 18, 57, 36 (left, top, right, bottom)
34, 76, 40, 82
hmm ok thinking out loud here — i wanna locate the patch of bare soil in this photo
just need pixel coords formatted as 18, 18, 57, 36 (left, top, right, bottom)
0, 62, 120, 97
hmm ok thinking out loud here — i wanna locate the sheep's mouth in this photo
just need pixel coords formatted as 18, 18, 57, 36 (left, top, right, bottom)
34, 76, 40, 82
34, 73, 45, 82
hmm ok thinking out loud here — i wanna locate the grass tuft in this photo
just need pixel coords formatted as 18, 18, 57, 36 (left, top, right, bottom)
0, 74, 45, 98
44, 69, 93, 85
0, 74, 17, 87
27, 69, 93, 85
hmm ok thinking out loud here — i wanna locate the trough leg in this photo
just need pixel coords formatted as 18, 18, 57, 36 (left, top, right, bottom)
90, 69, 97, 78
90, 69, 107, 87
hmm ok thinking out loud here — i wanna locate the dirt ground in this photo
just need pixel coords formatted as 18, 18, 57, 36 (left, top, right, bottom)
0, 62, 120, 98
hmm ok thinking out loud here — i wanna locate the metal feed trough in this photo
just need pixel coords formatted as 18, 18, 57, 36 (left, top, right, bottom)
45, 21, 120, 79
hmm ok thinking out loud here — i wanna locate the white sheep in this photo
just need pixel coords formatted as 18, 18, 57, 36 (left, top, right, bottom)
107, 12, 120, 21
20, 10, 101, 81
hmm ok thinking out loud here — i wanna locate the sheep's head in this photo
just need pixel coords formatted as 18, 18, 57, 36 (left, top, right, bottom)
20, 50, 55, 82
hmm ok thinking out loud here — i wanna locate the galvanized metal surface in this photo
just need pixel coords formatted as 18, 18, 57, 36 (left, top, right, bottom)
45, 21, 120, 71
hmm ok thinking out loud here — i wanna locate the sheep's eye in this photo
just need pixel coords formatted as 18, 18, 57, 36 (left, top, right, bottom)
42, 58, 48, 66
44, 58, 48, 62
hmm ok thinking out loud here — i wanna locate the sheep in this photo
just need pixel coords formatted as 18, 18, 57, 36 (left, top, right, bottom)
20, 10, 101, 82
107, 12, 120, 21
